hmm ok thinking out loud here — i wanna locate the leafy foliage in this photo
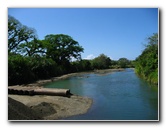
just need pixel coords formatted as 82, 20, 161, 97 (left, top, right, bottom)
29, 56, 58, 79
71, 59, 92, 72
135, 33, 158, 85
118, 58, 130, 68
91, 54, 111, 69
8, 16, 37, 54
8, 16, 84, 85
8, 54, 36, 85
19, 38, 46, 57
44, 34, 84, 64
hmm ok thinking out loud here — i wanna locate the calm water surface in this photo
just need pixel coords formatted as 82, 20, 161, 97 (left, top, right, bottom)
44, 69, 158, 120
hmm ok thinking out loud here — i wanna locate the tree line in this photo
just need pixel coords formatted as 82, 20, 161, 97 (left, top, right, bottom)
8, 16, 134, 85
9, 16, 157, 86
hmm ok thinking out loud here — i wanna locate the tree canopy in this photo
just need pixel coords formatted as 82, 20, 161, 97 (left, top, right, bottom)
44, 34, 84, 64
118, 58, 130, 68
8, 15, 37, 54
91, 54, 111, 69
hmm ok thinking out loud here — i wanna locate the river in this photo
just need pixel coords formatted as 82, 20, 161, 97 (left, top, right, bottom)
43, 68, 158, 120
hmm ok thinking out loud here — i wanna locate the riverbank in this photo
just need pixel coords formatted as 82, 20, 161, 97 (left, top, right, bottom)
15, 68, 124, 88
8, 68, 124, 120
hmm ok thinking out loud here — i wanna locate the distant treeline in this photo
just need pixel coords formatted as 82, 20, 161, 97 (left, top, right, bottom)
8, 15, 157, 86
135, 33, 158, 85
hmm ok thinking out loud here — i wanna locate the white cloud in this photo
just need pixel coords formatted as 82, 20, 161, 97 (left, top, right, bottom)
108, 56, 113, 60
84, 54, 95, 60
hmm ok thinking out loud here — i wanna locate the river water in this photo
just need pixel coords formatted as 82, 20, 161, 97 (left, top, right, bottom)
44, 68, 158, 120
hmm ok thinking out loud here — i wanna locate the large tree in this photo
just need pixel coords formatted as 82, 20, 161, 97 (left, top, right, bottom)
44, 34, 84, 65
8, 15, 37, 54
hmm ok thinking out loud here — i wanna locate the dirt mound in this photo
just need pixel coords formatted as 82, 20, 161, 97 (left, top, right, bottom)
8, 95, 93, 120
30, 102, 57, 117
8, 97, 42, 120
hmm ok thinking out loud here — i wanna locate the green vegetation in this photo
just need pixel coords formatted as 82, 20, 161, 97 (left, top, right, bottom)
8, 15, 37, 54
8, 15, 145, 86
135, 33, 158, 85
8, 16, 84, 85
91, 54, 111, 69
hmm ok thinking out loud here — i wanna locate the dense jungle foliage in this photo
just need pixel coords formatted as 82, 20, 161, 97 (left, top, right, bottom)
135, 33, 158, 85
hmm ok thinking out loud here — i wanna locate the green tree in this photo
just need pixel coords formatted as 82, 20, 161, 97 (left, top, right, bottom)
92, 54, 111, 69
110, 60, 120, 69
135, 33, 158, 84
146, 33, 158, 46
118, 58, 130, 68
19, 38, 46, 57
8, 54, 36, 85
71, 59, 92, 72
29, 56, 58, 79
44, 34, 84, 65
8, 15, 37, 54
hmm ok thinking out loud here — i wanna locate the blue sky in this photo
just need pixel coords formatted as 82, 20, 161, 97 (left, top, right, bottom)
8, 8, 158, 60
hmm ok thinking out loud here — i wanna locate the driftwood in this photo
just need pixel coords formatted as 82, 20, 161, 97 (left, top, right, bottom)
8, 87, 71, 97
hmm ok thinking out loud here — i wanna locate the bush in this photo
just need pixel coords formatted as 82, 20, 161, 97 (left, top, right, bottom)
8, 54, 36, 85
8, 55, 60, 85
135, 33, 158, 85
30, 57, 58, 79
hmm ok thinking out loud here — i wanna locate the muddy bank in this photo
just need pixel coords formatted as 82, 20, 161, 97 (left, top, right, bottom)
8, 94, 92, 120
